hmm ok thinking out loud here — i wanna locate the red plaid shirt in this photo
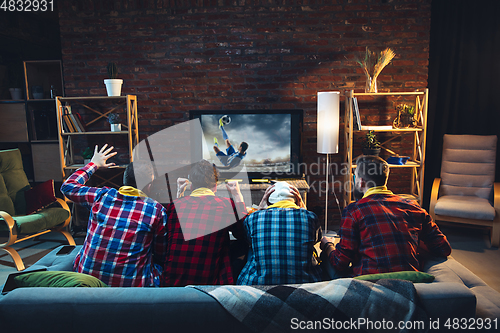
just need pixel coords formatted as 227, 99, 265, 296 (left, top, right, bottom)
329, 194, 451, 276
61, 163, 168, 287
160, 195, 247, 286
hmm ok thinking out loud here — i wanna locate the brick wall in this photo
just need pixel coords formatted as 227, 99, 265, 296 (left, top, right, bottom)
58, 0, 431, 227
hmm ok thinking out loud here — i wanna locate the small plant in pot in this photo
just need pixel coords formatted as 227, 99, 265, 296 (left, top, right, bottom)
361, 130, 381, 156
108, 113, 121, 132
104, 62, 123, 96
82, 147, 93, 164
393, 103, 417, 128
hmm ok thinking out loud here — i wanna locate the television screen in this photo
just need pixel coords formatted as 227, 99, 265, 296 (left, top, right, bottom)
190, 110, 303, 180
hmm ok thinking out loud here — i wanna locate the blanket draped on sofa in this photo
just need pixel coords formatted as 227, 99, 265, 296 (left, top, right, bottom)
192, 278, 429, 333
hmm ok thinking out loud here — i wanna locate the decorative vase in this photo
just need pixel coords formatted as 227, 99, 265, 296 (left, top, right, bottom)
365, 76, 377, 93
110, 124, 121, 132
104, 79, 123, 96
9, 88, 23, 100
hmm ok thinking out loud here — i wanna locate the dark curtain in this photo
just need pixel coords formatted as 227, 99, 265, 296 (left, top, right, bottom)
424, 0, 500, 209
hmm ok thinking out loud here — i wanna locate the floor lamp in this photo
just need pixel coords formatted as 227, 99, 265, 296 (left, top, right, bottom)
317, 91, 339, 233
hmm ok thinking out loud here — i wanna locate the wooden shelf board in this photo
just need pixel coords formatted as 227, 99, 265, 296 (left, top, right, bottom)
62, 131, 128, 135
31, 140, 59, 143
58, 96, 129, 101
351, 91, 426, 96
64, 164, 127, 169
354, 127, 423, 132
352, 161, 421, 168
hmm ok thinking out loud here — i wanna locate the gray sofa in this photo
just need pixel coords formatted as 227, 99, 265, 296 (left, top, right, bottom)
0, 245, 499, 333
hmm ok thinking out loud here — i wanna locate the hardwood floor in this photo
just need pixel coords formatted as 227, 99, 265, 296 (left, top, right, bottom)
438, 223, 500, 292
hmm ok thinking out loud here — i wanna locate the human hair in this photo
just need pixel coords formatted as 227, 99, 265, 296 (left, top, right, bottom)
240, 142, 249, 153
123, 162, 154, 189
189, 159, 219, 190
355, 155, 389, 188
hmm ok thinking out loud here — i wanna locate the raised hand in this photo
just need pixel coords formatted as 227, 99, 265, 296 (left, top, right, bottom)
226, 181, 244, 203
177, 177, 190, 198
257, 184, 275, 210
290, 185, 306, 209
90, 144, 118, 169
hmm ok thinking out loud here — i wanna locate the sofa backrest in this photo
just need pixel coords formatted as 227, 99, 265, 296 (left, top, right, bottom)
0, 149, 30, 215
440, 134, 497, 201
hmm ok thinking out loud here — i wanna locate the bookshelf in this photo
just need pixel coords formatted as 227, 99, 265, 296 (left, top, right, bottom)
55, 95, 139, 187
343, 89, 429, 207
0, 60, 63, 182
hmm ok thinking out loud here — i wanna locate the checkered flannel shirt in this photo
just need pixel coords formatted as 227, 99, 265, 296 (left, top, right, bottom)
329, 194, 452, 276
61, 163, 168, 287
160, 195, 247, 286
237, 207, 323, 285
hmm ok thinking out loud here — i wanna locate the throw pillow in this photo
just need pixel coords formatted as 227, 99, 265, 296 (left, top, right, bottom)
354, 271, 435, 283
24, 180, 57, 215
14, 271, 108, 288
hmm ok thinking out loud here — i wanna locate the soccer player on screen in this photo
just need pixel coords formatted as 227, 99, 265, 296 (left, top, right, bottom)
213, 115, 249, 169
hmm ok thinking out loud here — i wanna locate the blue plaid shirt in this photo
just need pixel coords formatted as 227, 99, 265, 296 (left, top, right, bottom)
237, 207, 323, 285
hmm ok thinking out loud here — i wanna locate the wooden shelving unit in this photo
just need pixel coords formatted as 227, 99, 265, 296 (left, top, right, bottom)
343, 89, 429, 207
0, 60, 63, 182
55, 95, 139, 187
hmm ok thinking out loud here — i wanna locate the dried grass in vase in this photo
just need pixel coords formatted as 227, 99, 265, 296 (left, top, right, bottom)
356, 47, 396, 93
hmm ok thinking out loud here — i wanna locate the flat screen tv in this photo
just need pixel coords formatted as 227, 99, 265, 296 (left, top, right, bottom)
189, 109, 303, 181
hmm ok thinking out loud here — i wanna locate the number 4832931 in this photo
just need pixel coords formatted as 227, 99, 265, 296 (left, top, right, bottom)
1, 0, 54, 12
444, 318, 497, 330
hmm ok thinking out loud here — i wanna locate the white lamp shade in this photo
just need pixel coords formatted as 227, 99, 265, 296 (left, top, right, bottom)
317, 91, 340, 154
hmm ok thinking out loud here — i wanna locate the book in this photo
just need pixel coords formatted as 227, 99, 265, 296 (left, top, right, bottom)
353, 97, 362, 130
69, 113, 82, 132
63, 114, 75, 132
74, 112, 87, 132
63, 104, 75, 132
61, 116, 69, 133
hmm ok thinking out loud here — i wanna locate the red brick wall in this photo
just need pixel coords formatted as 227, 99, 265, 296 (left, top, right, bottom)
58, 0, 431, 226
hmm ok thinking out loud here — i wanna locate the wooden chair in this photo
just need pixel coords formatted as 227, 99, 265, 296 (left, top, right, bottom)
430, 135, 499, 247
0, 149, 75, 270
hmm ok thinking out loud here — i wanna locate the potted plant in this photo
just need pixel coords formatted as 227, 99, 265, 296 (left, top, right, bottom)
104, 62, 123, 96
393, 103, 417, 128
108, 113, 121, 131
82, 147, 93, 164
361, 130, 381, 156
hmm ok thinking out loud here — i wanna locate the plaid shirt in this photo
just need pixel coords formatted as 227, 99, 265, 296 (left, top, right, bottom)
237, 207, 323, 285
160, 195, 247, 286
329, 194, 452, 276
61, 163, 168, 287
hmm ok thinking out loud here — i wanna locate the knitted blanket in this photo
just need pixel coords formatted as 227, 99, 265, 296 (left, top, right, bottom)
191, 278, 429, 333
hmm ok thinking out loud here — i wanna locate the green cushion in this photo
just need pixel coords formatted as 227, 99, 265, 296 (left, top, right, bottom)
13, 206, 69, 234
0, 149, 30, 215
13, 185, 30, 216
0, 173, 15, 216
354, 271, 435, 283
14, 271, 108, 288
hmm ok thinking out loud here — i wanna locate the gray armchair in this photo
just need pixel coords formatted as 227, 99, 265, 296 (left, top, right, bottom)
430, 134, 499, 247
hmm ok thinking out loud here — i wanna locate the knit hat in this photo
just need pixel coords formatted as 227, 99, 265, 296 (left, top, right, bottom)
268, 181, 294, 204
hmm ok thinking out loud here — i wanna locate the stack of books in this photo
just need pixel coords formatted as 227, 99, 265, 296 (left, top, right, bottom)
61, 103, 86, 133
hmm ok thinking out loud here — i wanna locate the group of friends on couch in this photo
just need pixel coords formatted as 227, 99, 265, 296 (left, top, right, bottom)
60, 144, 452, 287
